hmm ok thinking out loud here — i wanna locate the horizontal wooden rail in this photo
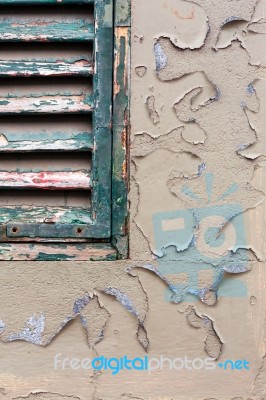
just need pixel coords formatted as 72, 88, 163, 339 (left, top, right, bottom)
0, 18, 94, 42
0, 92, 93, 114
0, 59, 93, 77
0, 131, 94, 151
5, 221, 110, 238
0, 171, 91, 189
0, 243, 116, 262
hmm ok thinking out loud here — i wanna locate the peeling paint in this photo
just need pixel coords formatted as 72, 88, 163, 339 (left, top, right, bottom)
185, 305, 223, 359
154, 42, 168, 71
135, 66, 147, 77
153, 0, 209, 49
103, 287, 149, 351
0, 319, 5, 334
104, 288, 139, 319
0, 0, 264, 399
7, 313, 45, 345
145, 95, 160, 125
73, 294, 91, 316
80, 295, 110, 348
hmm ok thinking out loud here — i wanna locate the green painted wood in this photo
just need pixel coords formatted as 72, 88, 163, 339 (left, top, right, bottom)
116, 0, 130, 27
93, 0, 113, 128
0, 243, 117, 262
91, 0, 113, 240
0, 0, 93, 4
0, 92, 93, 114
0, 0, 116, 252
111, 1, 130, 258
0, 59, 93, 77
0, 18, 94, 42
0, 206, 92, 224
0, 131, 93, 151
6, 221, 109, 238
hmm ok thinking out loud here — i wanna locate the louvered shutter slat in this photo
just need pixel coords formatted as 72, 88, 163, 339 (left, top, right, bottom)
0, 59, 93, 77
0, 131, 93, 151
0, 92, 94, 114
0, 18, 94, 42
0, 171, 91, 189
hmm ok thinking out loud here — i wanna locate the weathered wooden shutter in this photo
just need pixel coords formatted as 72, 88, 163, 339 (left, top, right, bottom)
0, 0, 116, 260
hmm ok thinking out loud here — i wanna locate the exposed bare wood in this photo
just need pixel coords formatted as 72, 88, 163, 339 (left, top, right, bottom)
0, 171, 91, 190
0, 59, 93, 77
0, 92, 93, 114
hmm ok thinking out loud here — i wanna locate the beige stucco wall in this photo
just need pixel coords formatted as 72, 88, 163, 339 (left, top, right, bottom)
0, 0, 266, 399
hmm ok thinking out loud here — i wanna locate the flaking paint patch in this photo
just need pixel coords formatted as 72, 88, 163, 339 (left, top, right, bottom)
223, 263, 251, 273
80, 296, 110, 348
133, 66, 219, 139
104, 288, 139, 318
4, 292, 141, 350
129, 251, 254, 305
185, 305, 223, 359
181, 123, 207, 144
72, 294, 91, 316
154, 42, 168, 71
130, 1, 263, 322
214, 0, 266, 66
0, 319, 5, 334
0, 263, 149, 353
145, 95, 160, 125
7, 313, 45, 345
153, 0, 209, 49
238, 78, 266, 160
135, 66, 147, 77
133, 148, 203, 255
215, 19, 248, 50
103, 287, 149, 350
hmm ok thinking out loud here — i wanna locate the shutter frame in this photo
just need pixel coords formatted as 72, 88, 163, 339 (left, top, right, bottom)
111, 0, 130, 259
0, 0, 129, 260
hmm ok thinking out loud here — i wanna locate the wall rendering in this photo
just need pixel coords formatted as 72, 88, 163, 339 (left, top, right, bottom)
0, 0, 265, 399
